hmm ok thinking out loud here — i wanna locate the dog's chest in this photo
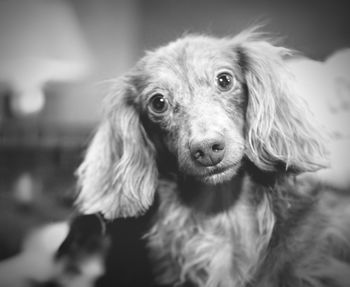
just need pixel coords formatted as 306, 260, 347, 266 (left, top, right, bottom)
146, 183, 273, 287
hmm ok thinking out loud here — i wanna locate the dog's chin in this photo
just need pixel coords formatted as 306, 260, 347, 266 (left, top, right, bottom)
196, 165, 239, 185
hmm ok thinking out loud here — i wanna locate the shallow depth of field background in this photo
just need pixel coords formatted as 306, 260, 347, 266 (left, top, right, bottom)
0, 0, 349, 286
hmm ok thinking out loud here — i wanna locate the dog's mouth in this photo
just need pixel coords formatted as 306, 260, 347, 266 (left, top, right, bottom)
197, 164, 239, 184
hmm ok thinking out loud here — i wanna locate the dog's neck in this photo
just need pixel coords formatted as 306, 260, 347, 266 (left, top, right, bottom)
177, 169, 245, 214
174, 160, 277, 214
152, 161, 280, 286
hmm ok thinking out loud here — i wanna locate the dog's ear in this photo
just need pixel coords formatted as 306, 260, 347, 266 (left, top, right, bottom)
76, 77, 158, 219
232, 31, 328, 173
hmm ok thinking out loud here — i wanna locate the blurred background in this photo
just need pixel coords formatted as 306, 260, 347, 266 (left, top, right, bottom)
0, 0, 349, 286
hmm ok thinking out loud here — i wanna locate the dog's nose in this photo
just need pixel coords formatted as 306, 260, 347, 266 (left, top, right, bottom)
190, 137, 225, 166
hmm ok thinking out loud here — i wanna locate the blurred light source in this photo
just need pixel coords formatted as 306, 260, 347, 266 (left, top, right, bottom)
13, 172, 34, 205
0, 0, 91, 117
10, 85, 45, 116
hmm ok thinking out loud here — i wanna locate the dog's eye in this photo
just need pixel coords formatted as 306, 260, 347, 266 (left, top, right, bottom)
216, 72, 235, 91
148, 94, 169, 114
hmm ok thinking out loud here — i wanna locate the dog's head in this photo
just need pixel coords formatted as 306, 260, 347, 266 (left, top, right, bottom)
76, 29, 328, 219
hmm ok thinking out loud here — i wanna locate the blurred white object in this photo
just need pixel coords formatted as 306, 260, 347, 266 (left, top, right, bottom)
289, 49, 350, 189
0, 222, 105, 287
10, 85, 46, 116
13, 172, 35, 205
326, 49, 350, 137
0, 223, 69, 287
0, 0, 91, 116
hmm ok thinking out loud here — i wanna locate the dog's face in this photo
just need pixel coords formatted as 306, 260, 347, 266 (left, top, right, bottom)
135, 37, 246, 184
76, 29, 328, 219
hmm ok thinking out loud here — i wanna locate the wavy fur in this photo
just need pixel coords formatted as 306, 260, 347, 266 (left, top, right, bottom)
76, 28, 350, 287
76, 79, 158, 218
236, 38, 327, 172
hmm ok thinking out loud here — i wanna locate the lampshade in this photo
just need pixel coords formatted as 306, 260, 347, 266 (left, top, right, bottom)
0, 0, 91, 116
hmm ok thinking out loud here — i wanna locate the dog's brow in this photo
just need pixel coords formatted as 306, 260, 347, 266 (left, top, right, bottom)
175, 47, 217, 94
174, 48, 198, 96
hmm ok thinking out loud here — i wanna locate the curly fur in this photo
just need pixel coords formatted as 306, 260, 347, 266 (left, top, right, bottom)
76, 28, 350, 287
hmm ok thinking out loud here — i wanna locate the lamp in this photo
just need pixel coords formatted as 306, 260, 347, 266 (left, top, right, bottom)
0, 0, 91, 116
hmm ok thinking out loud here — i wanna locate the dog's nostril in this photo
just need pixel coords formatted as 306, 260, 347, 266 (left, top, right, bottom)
212, 143, 224, 152
193, 150, 204, 160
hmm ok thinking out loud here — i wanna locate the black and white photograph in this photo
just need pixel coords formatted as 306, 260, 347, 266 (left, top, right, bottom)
0, 1, 350, 286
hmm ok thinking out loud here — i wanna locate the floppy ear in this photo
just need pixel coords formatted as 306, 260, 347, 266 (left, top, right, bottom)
232, 31, 328, 172
76, 78, 158, 219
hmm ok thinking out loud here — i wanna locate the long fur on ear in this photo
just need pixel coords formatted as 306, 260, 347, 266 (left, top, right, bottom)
232, 29, 328, 173
76, 79, 158, 219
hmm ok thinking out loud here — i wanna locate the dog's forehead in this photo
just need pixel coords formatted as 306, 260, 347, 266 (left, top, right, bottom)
141, 36, 235, 82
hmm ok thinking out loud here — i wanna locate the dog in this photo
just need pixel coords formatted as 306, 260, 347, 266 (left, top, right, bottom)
75, 28, 350, 287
